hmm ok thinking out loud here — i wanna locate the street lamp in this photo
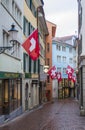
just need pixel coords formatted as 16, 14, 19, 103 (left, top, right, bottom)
0, 24, 18, 54
8, 24, 18, 45
43, 65, 49, 73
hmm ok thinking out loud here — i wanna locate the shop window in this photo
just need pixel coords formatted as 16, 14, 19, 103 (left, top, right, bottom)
10, 79, 21, 112
0, 80, 2, 114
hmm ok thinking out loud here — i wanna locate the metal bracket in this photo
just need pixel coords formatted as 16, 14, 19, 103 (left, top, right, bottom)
0, 46, 13, 54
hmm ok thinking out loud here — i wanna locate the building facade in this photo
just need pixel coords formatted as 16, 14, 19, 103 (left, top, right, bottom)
77, 0, 85, 115
45, 21, 56, 101
52, 35, 77, 99
22, 0, 48, 111
0, 0, 23, 123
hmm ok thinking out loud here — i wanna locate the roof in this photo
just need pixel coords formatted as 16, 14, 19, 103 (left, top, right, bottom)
53, 35, 75, 42
52, 35, 76, 47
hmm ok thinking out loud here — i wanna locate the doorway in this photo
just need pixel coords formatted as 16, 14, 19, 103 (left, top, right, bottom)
25, 83, 28, 110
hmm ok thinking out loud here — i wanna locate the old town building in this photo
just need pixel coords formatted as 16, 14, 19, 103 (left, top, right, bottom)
45, 21, 56, 101
0, 0, 23, 123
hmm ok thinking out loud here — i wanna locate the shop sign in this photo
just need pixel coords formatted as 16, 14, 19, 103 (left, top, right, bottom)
25, 73, 31, 78
31, 74, 38, 78
0, 72, 21, 78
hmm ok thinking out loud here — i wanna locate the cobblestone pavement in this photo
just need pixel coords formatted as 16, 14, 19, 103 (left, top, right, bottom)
0, 98, 85, 130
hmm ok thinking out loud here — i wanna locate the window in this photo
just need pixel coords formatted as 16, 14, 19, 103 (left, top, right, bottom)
69, 58, 72, 64
11, 42, 21, 58
63, 68, 66, 74
69, 47, 72, 53
47, 43, 50, 52
1, 0, 9, 10
47, 58, 50, 66
34, 61, 36, 73
47, 75, 50, 83
25, 0, 36, 16
3, 30, 11, 54
3, 30, 21, 58
23, 53, 29, 73
31, 1, 36, 16
57, 67, 61, 72
25, 0, 31, 9
79, 4, 82, 32
30, 24, 34, 34
25, 54, 29, 73
10, 79, 21, 112
57, 55, 61, 62
12, 0, 22, 24
56, 44, 61, 51
62, 46, 66, 52
40, 45, 44, 58
78, 34, 82, 55
3, 30, 9, 47
29, 56, 31, 73
62, 56, 66, 62
23, 53, 39, 73
23, 17, 30, 37
23, 17, 34, 37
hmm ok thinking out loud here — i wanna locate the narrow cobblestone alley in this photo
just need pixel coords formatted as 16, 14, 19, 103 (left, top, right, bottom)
0, 99, 85, 130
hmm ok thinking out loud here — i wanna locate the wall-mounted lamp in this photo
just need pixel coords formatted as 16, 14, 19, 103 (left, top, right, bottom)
8, 24, 18, 45
43, 65, 49, 73
0, 24, 18, 54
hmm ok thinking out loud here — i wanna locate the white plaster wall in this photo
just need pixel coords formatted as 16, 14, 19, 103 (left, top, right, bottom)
0, 54, 22, 73
0, 0, 24, 73
0, 0, 23, 43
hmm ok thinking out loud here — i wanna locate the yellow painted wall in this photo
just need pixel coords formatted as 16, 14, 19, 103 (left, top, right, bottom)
24, 1, 37, 29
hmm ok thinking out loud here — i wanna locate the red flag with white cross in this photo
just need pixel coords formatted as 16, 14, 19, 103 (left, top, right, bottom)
72, 75, 76, 82
22, 29, 40, 60
66, 65, 74, 74
47, 66, 57, 79
68, 73, 72, 80
56, 72, 62, 82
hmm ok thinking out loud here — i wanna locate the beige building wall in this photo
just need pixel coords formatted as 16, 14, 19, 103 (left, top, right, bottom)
22, 0, 39, 111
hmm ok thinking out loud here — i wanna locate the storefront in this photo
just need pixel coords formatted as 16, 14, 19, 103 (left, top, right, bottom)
0, 72, 22, 118
58, 78, 75, 99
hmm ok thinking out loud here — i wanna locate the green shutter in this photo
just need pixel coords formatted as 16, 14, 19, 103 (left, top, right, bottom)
29, 56, 31, 73
38, 59, 40, 74
34, 61, 36, 73
23, 16, 26, 35
23, 53, 26, 72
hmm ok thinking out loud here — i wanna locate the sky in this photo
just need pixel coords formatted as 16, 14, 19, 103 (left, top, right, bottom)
44, 0, 78, 37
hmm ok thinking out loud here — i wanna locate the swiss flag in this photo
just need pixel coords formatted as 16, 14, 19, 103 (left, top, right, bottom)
68, 73, 72, 80
22, 29, 40, 60
66, 65, 74, 74
56, 72, 62, 82
47, 66, 57, 79
72, 75, 76, 82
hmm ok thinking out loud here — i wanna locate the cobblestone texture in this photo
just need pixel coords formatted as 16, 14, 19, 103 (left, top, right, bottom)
0, 98, 85, 130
